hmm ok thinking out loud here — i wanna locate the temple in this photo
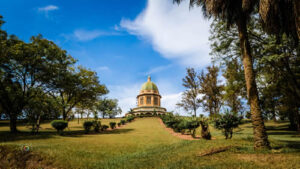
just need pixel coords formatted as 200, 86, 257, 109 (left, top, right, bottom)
126, 76, 167, 117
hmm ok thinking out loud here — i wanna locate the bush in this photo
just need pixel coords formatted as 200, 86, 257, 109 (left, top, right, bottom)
117, 122, 121, 127
101, 125, 109, 131
83, 121, 94, 133
93, 120, 101, 133
120, 120, 126, 125
199, 119, 211, 140
214, 111, 242, 139
126, 116, 135, 122
51, 120, 68, 134
109, 122, 116, 129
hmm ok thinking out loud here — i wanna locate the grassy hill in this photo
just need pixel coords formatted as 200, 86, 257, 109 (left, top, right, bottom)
0, 117, 300, 169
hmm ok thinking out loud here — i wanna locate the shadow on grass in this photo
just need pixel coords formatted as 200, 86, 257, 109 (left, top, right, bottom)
267, 131, 298, 135
265, 124, 291, 131
272, 140, 300, 152
0, 128, 134, 142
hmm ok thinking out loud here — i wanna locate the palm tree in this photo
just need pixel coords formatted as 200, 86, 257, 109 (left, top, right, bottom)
174, 0, 270, 149
259, 0, 299, 43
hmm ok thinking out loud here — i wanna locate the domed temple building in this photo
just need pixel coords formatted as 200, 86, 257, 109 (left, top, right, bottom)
126, 76, 167, 117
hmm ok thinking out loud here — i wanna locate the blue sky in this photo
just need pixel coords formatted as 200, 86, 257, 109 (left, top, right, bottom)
0, 0, 212, 116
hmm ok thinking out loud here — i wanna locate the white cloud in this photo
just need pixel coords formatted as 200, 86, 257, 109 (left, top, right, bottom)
107, 84, 140, 116
120, 0, 211, 67
96, 66, 110, 71
144, 64, 173, 75
161, 92, 182, 112
73, 29, 104, 41
61, 29, 121, 42
38, 5, 59, 12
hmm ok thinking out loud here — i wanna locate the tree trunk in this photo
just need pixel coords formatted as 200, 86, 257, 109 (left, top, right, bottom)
36, 114, 41, 134
78, 113, 80, 124
9, 113, 18, 133
62, 109, 67, 121
237, 17, 270, 149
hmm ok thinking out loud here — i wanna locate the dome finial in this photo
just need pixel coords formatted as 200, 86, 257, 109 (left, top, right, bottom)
147, 76, 151, 82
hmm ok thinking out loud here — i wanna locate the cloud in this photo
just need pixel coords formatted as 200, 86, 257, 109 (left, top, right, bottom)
161, 92, 182, 112
61, 29, 121, 42
73, 29, 104, 41
38, 5, 58, 12
144, 64, 173, 75
37, 5, 59, 18
107, 84, 140, 116
120, 0, 211, 67
96, 66, 110, 71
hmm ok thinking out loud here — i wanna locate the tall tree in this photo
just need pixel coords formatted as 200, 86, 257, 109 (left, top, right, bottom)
174, 0, 270, 149
198, 66, 223, 117
222, 58, 246, 115
177, 68, 201, 117
210, 15, 300, 130
50, 66, 108, 120
259, 0, 299, 43
0, 18, 75, 132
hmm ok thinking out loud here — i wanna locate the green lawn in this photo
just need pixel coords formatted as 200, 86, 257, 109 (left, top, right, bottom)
0, 117, 300, 169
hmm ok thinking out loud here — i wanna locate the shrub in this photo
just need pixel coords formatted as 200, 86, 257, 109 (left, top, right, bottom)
126, 116, 135, 122
214, 111, 242, 139
93, 120, 101, 133
120, 120, 126, 125
83, 121, 94, 133
101, 125, 109, 131
199, 119, 211, 140
51, 120, 68, 134
109, 122, 116, 129
117, 122, 121, 127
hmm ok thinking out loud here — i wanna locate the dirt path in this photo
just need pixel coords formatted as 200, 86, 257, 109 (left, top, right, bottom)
158, 118, 200, 140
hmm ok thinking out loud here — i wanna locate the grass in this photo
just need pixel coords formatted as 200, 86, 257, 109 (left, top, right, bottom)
0, 117, 300, 169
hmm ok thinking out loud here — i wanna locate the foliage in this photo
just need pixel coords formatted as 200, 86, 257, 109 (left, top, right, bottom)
51, 120, 68, 134
126, 116, 135, 122
0, 15, 108, 133
109, 122, 116, 129
210, 16, 300, 131
83, 121, 94, 133
214, 111, 242, 139
120, 120, 126, 125
177, 68, 201, 117
199, 66, 224, 117
117, 122, 121, 127
174, 0, 271, 149
199, 117, 211, 140
96, 98, 121, 118
161, 114, 200, 137
101, 125, 109, 131
93, 120, 101, 133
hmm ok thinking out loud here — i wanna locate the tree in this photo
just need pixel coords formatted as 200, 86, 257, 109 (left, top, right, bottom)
0, 22, 75, 133
259, 0, 299, 43
198, 66, 223, 117
96, 98, 121, 118
174, 0, 270, 149
177, 68, 201, 117
222, 58, 246, 115
210, 15, 300, 130
50, 66, 108, 120
214, 110, 242, 139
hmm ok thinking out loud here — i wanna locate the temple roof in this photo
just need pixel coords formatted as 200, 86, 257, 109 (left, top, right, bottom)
140, 76, 159, 92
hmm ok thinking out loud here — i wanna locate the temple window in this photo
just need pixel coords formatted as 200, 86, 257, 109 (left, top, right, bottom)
154, 97, 158, 105
146, 96, 151, 104
140, 97, 144, 105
